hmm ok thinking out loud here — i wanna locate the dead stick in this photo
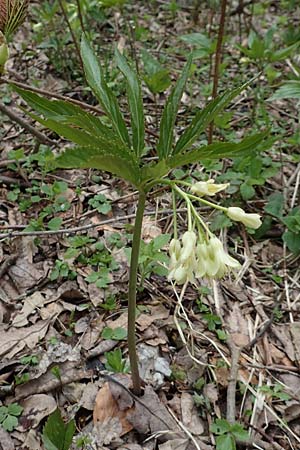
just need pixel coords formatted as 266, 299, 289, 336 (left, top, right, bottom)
57, 0, 83, 71
208, 0, 228, 144
0, 103, 55, 145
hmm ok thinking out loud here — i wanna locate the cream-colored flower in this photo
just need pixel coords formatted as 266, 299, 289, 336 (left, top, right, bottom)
208, 236, 240, 278
227, 206, 262, 229
169, 238, 181, 267
195, 236, 240, 279
191, 179, 229, 197
179, 231, 197, 263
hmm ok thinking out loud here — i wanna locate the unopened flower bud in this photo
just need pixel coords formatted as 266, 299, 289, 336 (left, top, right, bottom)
227, 206, 262, 229
191, 179, 229, 197
0, 31, 8, 70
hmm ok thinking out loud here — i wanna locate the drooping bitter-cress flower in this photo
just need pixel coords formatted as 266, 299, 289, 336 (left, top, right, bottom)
168, 231, 240, 285
191, 179, 229, 197
227, 206, 262, 229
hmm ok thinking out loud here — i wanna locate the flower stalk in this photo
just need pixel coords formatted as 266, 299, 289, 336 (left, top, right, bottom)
127, 190, 146, 396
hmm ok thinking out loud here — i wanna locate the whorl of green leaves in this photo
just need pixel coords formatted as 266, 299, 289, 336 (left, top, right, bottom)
14, 35, 269, 189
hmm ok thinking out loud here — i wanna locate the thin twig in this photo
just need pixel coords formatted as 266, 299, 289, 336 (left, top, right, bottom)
226, 342, 241, 424
75, 0, 85, 33
0, 102, 55, 145
208, 0, 228, 144
57, 0, 83, 71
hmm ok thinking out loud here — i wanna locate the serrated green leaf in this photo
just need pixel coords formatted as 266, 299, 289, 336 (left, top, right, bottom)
14, 86, 120, 141
240, 183, 255, 200
47, 218, 63, 231
157, 55, 192, 159
216, 434, 236, 450
231, 423, 249, 441
264, 192, 284, 218
55, 145, 141, 187
174, 80, 252, 154
168, 131, 268, 169
211, 419, 231, 434
282, 231, 300, 253
115, 49, 145, 157
269, 42, 299, 62
268, 81, 300, 101
42, 409, 75, 450
81, 35, 130, 147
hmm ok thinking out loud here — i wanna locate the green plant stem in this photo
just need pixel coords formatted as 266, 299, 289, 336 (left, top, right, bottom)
128, 190, 146, 396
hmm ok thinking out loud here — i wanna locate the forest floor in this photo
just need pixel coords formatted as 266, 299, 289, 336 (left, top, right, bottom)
0, 1, 300, 449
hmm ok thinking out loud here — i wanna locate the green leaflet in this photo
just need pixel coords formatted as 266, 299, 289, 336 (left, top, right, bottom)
81, 35, 130, 147
174, 80, 252, 154
115, 49, 145, 157
168, 131, 268, 168
157, 55, 192, 159
56, 146, 141, 187
14, 86, 119, 141
268, 80, 300, 101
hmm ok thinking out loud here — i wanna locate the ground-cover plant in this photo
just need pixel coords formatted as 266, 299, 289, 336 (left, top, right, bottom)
0, 402, 23, 432
14, 34, 268, 395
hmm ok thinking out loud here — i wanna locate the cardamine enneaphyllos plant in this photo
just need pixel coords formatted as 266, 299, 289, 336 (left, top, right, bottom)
14, 35, 268, 395
0, 0, 29, 73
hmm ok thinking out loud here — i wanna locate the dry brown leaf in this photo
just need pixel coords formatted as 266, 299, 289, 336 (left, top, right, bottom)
290, 322, 300, 364
12, 292, 46, 327
159, 439, 189, 450
180, 392, 204, 436
136, 304, 169, 331
226, 304, 249, 347
80, 380, 103, 410
93, 381, 133, 437
22, 429, 42, 450
0, 427, 15, 450
142, 220, 162, 243
14, 361, 90, 401
0, 320, 49, 358
127, 385, 180, 439
18, 394, 56, 431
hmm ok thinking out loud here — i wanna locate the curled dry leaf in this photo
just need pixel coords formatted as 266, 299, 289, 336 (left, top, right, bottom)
93, 378, 134, 440
0, 320, 49, 358
18, 394, 57, 431
180, 392, 205, 436
226, 303, 249, 347
12, 292, 46, 328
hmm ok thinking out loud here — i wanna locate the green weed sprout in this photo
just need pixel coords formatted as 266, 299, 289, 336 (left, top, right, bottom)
14, 35, 267, 395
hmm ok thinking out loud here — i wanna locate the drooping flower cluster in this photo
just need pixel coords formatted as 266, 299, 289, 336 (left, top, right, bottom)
168, 179, 262, 285
168, 231, 240, 285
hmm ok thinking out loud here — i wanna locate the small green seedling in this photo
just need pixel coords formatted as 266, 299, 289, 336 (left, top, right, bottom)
0, 403, 23, 432
211, 419, 249, 450
105, 348, 129, 373
42, 409, 75, 450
